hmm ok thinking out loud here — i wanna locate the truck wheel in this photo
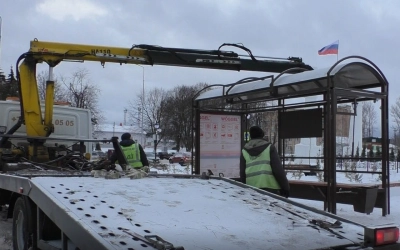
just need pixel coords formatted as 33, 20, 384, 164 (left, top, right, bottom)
13, 197, 35, 250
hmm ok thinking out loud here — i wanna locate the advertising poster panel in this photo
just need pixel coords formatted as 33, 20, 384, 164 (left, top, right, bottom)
199, 113, 241, 178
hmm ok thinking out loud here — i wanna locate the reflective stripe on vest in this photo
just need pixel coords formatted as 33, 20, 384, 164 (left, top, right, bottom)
242, 144, 281, 189
119, 144, 143, 169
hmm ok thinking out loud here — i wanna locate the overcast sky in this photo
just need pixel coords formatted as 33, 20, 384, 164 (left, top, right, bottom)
0, 0, 399, 129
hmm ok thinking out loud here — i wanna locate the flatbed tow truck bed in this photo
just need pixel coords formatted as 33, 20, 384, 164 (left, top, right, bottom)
32, 176, 366, 250
2, 172, 397, 250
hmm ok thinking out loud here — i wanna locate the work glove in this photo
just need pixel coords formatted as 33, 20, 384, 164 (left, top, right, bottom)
280, 189, 290, 198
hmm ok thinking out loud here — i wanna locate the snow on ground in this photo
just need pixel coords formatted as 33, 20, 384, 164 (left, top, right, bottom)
151, 160, 400, 228
150, 159, 192, 174
286, 162, 400, 227
292, 186, 400, 227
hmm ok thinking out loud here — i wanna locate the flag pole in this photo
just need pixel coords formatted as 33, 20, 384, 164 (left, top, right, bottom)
336, 40, 339, 62
336, 49, 339, 62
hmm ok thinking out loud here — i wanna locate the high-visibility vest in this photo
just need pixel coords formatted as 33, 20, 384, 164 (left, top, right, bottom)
242, 144, 281, 189
118, 144, 143, 169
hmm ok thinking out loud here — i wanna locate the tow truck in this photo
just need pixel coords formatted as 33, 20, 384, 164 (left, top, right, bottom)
0, 39, 399, 250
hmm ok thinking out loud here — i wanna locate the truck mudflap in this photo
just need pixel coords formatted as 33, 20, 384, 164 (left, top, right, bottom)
5, 173, 397, 250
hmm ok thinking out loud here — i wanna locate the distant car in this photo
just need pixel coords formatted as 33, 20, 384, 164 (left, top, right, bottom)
157, 151, 172, 160
91, 151, 106, 161
169, 153, 190, 166
182, 152, 192, 158
145, 152, 160, 163
167, 150, 177, 156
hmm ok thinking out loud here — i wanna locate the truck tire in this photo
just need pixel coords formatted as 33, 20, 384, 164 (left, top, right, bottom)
13, 197, 36, 250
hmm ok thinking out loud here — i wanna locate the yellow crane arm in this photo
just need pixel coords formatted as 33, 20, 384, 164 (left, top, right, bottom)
15, 39, 313, 138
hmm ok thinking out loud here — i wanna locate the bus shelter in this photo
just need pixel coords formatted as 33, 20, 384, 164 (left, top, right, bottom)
192, 56, 390, 215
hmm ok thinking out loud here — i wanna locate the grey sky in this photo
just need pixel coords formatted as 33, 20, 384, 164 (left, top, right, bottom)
0, 0, 399, 128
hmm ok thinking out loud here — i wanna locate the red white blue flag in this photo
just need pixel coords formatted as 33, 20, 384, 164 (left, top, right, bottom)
318, 40, 339, 55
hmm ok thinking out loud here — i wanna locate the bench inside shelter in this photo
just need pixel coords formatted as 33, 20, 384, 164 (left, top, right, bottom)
284, 164, 318, 176
289, 180, 381, 214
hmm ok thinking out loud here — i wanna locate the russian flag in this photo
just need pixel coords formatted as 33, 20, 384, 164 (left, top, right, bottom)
318, 40, 339, 55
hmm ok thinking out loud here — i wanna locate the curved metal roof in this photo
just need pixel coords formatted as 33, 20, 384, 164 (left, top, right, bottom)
194, 58, 387, 102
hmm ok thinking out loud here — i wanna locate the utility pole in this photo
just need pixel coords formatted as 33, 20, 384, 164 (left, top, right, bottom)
124, 108, 127, 126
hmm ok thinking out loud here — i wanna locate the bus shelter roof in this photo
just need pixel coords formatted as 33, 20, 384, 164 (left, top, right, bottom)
194, 59, 386, 103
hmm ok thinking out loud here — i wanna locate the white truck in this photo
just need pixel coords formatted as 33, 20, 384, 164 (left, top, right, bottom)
0, 99, 93, 155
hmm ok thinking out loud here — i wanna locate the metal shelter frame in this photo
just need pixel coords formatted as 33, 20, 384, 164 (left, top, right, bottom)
192, 56, 390, 215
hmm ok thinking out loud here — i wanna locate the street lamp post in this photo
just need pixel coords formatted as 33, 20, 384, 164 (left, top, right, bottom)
135, 65, 145, 145
142, 131, 147, 147
154, 123, 160, 162
395, 129, 398, 172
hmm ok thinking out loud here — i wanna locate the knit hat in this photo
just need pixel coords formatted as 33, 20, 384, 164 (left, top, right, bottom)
121, 133, 131, 141
249, 126, 264, 139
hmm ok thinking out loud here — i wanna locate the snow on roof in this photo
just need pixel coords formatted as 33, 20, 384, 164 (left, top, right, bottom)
193, 86, 226, 100
195, 61, 384, 101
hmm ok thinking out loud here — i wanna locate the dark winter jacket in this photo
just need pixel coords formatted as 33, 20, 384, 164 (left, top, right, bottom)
110, 139, 149, 167
240, 139, 290, 193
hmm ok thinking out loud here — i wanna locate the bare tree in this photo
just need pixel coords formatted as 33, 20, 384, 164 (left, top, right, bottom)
144, 88, 169, 134
263, 110, 278, 145
247, 101, 278, 145
362, 101, 377, 137
128, 87, 168, 145
390, 96, 400, 147
391, 96, 400, 131
37, 71, 66, 101
161, 83, 207, 151
60, 68, 104, 125
128, 83, 207, 151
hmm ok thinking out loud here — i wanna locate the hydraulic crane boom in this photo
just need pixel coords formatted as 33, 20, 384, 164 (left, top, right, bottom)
12, 39, 313, 141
